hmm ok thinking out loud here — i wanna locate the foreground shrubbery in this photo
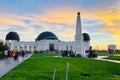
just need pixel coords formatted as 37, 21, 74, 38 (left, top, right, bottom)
61, 50, 75, 57
0, 40, 7, 60
88, 50, 97, 58
61, 50, 98, 58
0, 51, 4, 59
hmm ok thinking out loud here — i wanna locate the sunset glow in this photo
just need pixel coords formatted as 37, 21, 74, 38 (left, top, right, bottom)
0, 0, 120, 50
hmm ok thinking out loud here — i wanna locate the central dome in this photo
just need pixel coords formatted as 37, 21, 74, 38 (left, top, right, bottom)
36, 31, 58, 41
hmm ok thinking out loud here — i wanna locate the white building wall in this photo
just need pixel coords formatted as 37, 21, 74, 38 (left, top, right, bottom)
84, 41, 90, 51
6, 40, 19, 51
6, 39, 90, 53
108, 44, 116, 52
58, 41, 74, 51
37, 40, 59, 51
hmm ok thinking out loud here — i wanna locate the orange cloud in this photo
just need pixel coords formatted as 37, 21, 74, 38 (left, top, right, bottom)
102, 27, 120, 35
0, 19, 22, 28
82, 7, 120, 50
57, 28, 75, 41
33, 10, 76, 26
111, 35, 120, 50
83, 8, 120, 32
0, 16, 25, 26
0, 6, 120, 50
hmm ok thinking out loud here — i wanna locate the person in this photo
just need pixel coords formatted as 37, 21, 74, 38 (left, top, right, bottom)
12, 49, 18, 61
4, 49, 8, 60
16, 50, 20, 56
14, 52, 18, 61
21, 50, 25, 60
7, 48, 11, 60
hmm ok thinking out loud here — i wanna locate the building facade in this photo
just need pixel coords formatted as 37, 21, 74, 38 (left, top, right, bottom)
108, 44, 116, 52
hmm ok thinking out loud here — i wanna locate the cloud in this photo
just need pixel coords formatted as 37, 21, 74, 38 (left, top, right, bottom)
81, 3, 120, 36
32, 9, 76, 26
0, 14, 37, 41
0, 18, 23, 26
0, 0, 120, 50
102, 26, 120, 35
112, 35, 120, 43
0, 11, 75, 41
1, 6, 119, 42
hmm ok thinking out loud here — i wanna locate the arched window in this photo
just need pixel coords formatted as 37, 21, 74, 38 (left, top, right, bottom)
20, 46, 22, 50
66, 46, 68, 51
15, 46, 17, 50
34, 46, 36, 51
70, 46, 72, 50
29, 46, 32, 51
24, 46, 27, 51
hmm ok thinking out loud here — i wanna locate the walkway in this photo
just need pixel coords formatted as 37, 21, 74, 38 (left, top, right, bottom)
94, 56, 120, 64
0, 53, 33, 78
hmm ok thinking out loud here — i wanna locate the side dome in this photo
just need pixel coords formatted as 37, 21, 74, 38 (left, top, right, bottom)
6, 32, 20, 41
83, 33, 90, 41
36, 31, 58, 41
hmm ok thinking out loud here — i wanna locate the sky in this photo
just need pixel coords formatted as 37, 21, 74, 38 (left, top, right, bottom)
0, 0, 120, 50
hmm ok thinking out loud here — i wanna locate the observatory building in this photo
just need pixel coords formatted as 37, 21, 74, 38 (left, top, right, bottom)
5, 12, 90, 57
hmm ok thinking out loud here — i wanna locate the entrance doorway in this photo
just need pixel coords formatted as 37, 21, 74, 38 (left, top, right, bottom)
49, 44, 54, 51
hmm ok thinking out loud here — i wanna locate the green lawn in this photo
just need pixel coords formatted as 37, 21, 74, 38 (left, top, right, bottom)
32, 53, 60, 57
1, 57, 120, 80
105, 56, 120, 61
97, 52, 109, 56
97, 52, 120, 56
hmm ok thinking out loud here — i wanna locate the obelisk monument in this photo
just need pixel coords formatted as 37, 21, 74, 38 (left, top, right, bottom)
75, 12, 86, 57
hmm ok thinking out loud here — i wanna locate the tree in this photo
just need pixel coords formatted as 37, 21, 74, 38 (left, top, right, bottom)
0, 39, 7, 51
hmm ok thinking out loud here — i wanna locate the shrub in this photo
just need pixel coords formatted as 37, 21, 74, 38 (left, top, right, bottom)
61, 51, 68, 57
0, 51, 4, 59
76, 54, 82, 58
69, 51, 75, 57
88, 50, 97, 58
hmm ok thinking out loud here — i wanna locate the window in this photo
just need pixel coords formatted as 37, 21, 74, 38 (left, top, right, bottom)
15, 46, 17, 50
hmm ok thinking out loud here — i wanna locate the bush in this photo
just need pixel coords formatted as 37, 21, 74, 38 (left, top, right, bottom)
76, 54, 82, 58
34, 51, 38, 54
69, 51, 75, 57
61, 50, 76, 57
88, 51, 97, 58
61, 51, 69, 57
70, 53, 75, 57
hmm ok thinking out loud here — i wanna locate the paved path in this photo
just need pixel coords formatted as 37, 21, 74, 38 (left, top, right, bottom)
94, 56, 120, 64
0, 54, 33, 78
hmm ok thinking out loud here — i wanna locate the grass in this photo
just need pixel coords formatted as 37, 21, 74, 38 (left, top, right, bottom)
105, 56, 120, 61
97, 52, 120, 56
1, 57, 120, 80
97, 52, 109, 56
32, 53, 60, 57
97, 52, 120, 61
